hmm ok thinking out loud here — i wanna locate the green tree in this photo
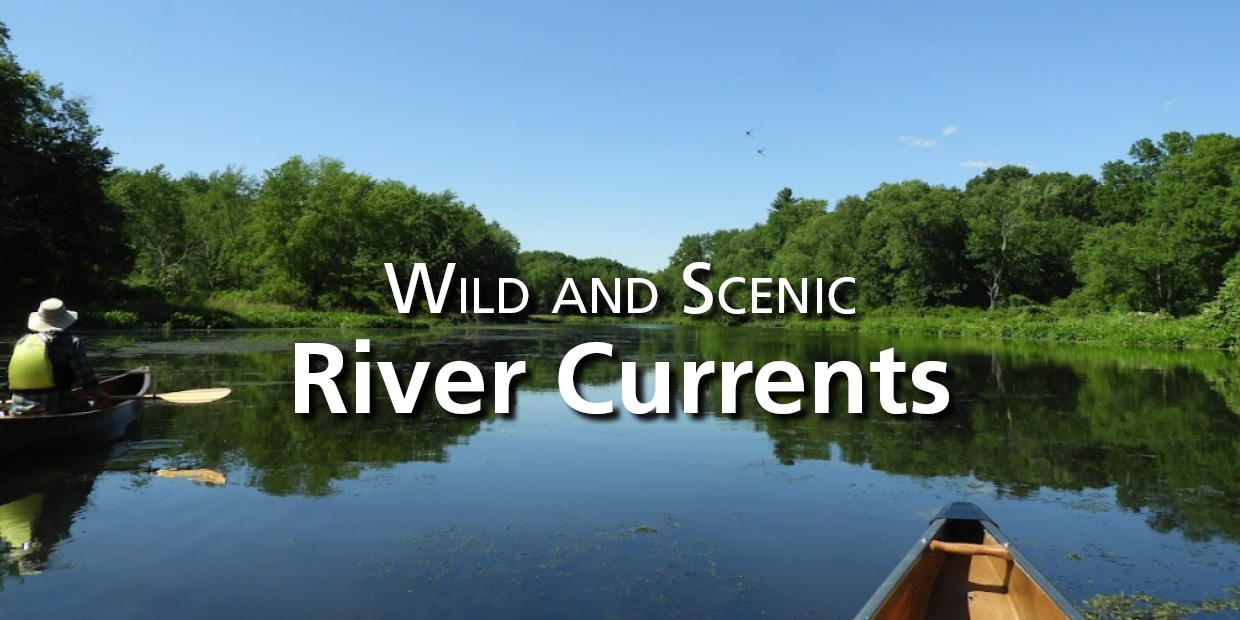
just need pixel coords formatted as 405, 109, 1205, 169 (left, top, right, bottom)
179, 167, 257, 293
242, 156, 521, 313
1077, 132, 1240, 314
964, 167, 1036, 310
963, 167, 1096, 309
518, 251, 580, 313
106, 166, 194, 297
0, 22, 131, 309
657, 233, 716, 313
245, 156, 380, 308
854, 181, 971, 308
769, 195, 868, 311
763, 187, 825, 257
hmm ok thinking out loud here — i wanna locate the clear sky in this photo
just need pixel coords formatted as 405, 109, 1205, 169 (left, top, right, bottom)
5, 1, 1239, 272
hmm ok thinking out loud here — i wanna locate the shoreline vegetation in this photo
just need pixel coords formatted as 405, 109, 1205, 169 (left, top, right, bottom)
10, 300, 1231, 353
781, 308, 1238, 351
539, 307, 1238, 351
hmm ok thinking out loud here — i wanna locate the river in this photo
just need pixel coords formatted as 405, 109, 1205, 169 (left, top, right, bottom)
1, 324, 1238, 618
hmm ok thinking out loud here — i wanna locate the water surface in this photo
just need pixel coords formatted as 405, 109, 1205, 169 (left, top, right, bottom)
1, 325, 1238, 618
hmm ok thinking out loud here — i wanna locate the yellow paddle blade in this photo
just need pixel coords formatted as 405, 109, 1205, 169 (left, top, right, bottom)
154, 468, 227, 485
154, 388, 232, 404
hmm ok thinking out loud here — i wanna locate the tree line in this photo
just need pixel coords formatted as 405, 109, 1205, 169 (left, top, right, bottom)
653, 136, 1240, 322
2, 20, 1236, 324
1, 23, 521, 317
104, 159, 520, 313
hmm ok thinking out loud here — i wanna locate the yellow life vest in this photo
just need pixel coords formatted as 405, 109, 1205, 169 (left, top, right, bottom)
7, 333, 55, 391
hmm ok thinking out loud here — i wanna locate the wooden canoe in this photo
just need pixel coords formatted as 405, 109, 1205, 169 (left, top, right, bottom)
856, 502, 1084, 620
0, 367, 151, 458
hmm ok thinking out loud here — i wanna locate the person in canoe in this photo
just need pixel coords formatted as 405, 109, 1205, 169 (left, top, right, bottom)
5, 298, 107, 416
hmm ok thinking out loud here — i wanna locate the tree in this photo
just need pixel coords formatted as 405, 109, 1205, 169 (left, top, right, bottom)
855, 181, 971, 308
1203, 264, 1240, 329
243, 156, 391, 308
179, 167, 257, 293
1077, 132, 1240, 314
242, 156, 521, 312
769, 195, 868, 311
764, 187, 824, 257
0, 22, 131, 310
964, 167, 1035, 310
106, 166, 194, 297
962, 167, 1096, 310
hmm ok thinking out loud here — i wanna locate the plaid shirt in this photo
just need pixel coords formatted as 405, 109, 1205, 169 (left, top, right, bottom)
7, 331, 101, 415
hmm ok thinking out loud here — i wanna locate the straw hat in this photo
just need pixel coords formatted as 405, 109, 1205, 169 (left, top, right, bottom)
28, 298, 79, 332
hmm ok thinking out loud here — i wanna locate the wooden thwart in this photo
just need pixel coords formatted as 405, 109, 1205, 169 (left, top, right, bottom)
928, 540, 1013, 561
856, 502, 1084, 619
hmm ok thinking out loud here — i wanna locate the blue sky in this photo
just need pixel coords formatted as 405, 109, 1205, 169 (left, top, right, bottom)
5, 1, 1239, 271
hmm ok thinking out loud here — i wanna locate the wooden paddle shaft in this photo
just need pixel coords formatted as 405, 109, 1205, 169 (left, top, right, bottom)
929, 540, 1013, 560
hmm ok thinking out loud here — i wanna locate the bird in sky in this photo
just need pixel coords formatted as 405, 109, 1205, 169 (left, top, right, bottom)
745, 130, 755, 139
757, 148, 766, 157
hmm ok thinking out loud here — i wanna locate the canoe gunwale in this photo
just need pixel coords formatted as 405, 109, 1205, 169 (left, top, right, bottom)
0, 367, 151, 420
854, 502, 1084, 620
0, 367, 152, 457
978, 515, 1084, 620
854, 518, 949, 620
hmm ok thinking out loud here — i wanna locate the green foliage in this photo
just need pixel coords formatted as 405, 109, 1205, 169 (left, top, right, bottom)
517, 251, 653, 315
789, 307, 1234, 350
99, 310, 141, 327
7, 16, 1240, 334
963, 168, 1096, 310
763, 187, 825, 255
0, 22, 131, 311
1076, 132, 1240, 315
105, 166, 195, 297
101, 155, 521, 314
177, 167, 258, 293
54, 294, 430, 330
242, 156, 520, 312
854, 181, 971, 308
653, 131, 1235, 330
1082, 588, 1240, 620
1203, 270, 1240, 328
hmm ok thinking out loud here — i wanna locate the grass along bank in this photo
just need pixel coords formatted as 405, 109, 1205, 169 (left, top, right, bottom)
531, 306, 1236, 350
782, 307, 1237, 350
25, 299, 1232, 351
59, 299, 433, 331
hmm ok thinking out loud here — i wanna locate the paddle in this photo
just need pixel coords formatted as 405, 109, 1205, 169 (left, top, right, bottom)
115, 388, 233, 404
2, 387, 232, 409
153, 468, 227, 485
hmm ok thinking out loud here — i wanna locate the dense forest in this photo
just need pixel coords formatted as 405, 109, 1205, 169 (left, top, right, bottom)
1, 20, 1237, 330
652, 146, 1240, 327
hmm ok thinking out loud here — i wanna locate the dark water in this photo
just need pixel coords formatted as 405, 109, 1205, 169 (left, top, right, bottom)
1, 325, 1238, 618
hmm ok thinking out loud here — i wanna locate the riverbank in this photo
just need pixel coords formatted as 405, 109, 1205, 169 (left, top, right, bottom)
11, 300, 1230, 351
780, 307, 1237, 350
45, 301, 432, 331
534, 307, 1237, 350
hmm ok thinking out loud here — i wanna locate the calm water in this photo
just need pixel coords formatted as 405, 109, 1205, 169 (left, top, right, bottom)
1, 324, 1238, 618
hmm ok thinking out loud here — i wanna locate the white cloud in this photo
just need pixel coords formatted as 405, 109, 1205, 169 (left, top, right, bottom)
898, 135, 937, 148
1162, 99, 1177, 110
960, 160, 1001, 169
942, 125, 958, 136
